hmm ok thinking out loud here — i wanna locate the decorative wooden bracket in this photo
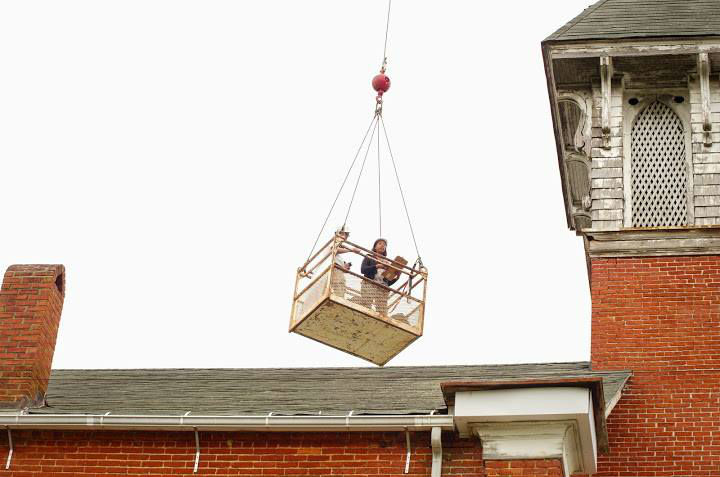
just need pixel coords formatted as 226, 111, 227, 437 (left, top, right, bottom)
600, 56, 614, 149
698, 53, 712, 147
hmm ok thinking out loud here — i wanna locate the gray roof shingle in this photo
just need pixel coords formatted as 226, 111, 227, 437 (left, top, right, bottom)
37, 362, 631, 416
546, 0, 720, 42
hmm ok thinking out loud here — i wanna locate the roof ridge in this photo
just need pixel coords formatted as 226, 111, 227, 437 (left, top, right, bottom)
547, 0, 612, 41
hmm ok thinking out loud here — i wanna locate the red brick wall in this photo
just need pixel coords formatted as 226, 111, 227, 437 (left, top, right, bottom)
591, 256, 720, 476
485, 459, 564, 477
0, 430, 485, 476
0, 265, 65, 407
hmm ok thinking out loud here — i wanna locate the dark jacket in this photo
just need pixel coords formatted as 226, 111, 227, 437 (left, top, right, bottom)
361, 253, 399, 286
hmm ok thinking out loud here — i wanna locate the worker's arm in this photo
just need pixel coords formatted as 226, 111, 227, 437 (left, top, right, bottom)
361, 256, 378, 278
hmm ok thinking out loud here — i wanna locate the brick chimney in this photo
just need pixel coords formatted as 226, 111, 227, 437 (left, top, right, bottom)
0, 265, 65, 409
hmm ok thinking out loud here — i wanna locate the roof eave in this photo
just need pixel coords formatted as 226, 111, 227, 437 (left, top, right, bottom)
545, 33, 720, 45
441, 376, 610, 454
541, 41, 574, 230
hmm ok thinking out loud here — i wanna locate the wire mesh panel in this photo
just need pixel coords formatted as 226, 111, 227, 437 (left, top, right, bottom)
291, 235, 426, 365
293, 269, 329, 324
330, 268, 423, 331
291, 240, 333, 327
631, 101, 689, 227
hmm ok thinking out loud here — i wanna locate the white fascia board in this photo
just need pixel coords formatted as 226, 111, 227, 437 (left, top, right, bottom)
549, 39, 720, 59
454, 387, 597, 476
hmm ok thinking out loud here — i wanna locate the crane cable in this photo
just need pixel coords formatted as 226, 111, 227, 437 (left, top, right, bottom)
303, 115, 377, 267
304, 0, 423, 268
378, 113, 382, 238
378, 0, 391, 238
382, 0, 392, 70
381, 116, 422, 266
343, 117, 379, 227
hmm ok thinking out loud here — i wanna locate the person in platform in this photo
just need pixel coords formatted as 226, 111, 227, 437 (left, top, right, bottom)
331, 227, 353, 298
359, 238, 398, 315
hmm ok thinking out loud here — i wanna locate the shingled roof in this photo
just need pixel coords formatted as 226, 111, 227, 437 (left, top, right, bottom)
546, 0, 720, 42
36, 362, 631, 416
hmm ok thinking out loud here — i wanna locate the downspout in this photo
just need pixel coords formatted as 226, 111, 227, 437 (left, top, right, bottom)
193, 427, 200, 473
4, 427, 12, 470
404, 429, 411, 473
430, 426, 442, 477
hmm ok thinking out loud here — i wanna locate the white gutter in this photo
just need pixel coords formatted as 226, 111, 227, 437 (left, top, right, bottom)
0, 413, 454, 432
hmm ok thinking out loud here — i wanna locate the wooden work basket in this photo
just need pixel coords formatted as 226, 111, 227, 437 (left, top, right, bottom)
290, 233, 427, 366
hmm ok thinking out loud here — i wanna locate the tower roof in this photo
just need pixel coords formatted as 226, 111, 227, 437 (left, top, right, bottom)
546, 0, 720, 42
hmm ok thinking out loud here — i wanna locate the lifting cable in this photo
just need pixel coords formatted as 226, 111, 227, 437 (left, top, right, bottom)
304, 114, 377, 266
378, 113, 382, 238
304, 0, 423, 267
381, 116, 422, 265
382, 0, 392, 68
343, 117, 379, 226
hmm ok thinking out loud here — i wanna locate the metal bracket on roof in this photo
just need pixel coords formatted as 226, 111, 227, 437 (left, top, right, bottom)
600, 56, 614, 150
404, 429, 411, 474
15, 409, 27, 425
100, 411, 111, 425
193, 427, 200, 474
5, 427, 13, 470
181, 411, 192, 426
265, 412, 274, 426
699, 53, 713, 146
346, 410, 354, 427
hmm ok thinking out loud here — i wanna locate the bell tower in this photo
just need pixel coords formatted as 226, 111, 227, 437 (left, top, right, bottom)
543, 1, 720, 475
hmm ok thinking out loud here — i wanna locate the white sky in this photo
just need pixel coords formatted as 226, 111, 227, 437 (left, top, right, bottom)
1, 0, 596, 369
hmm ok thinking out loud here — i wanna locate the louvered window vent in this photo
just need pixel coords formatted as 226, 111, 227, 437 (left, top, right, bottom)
631, 101, 688, 227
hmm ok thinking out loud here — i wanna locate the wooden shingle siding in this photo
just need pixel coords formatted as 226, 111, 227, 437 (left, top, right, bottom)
694, 185, 720, 195
689, 76, 720, 224
591, 188, 624, 199
546, 0, 720, 42
592, 158, 622, 169
591, 168, 622, 179
591, 79, 624, 230
695, 174, 720, 184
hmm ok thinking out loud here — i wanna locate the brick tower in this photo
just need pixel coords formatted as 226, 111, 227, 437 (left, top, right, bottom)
543, 1, 720, 475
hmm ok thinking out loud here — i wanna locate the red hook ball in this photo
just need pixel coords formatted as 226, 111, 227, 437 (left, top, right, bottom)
372, 73, 391, 96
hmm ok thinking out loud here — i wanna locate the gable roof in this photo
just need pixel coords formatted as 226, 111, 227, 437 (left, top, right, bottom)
546, 0, 720, 42
35, 362, 631, 417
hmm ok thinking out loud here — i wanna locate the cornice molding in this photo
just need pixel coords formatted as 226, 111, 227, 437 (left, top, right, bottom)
453, 387, 598, 475
548, 38, 720, 59
473, 421, 578, 477
585, 227, 720, 258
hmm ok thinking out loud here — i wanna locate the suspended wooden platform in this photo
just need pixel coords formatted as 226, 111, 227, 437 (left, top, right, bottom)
290, 235, 427, 366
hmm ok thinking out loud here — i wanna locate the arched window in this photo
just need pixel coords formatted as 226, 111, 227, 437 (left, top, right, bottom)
630, 100, 689, 227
